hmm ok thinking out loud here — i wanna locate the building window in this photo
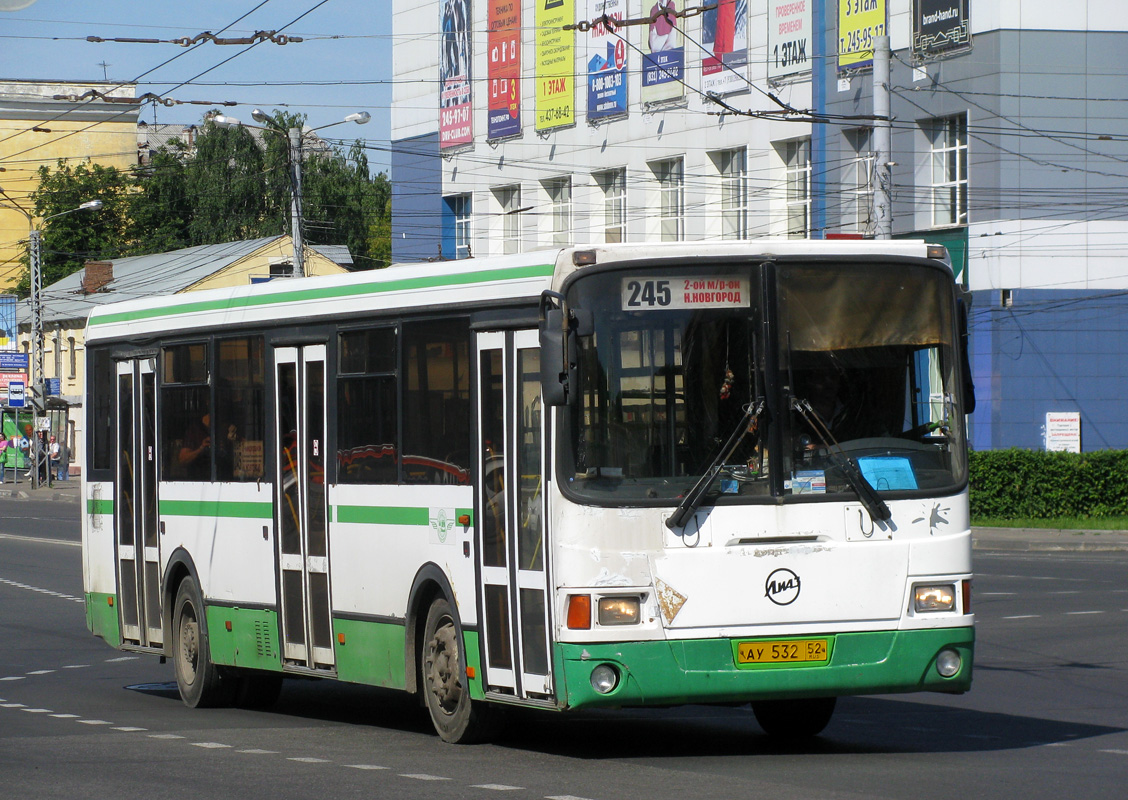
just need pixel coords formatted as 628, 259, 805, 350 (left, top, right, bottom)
928, 115, 968, 227
68, 337, 76, 379
716, 148, 747, 239
543, 177, 571, 246
843, 129, 873, 233
444, 193, 472, 259
594, 168, 626, 243
784, 139, 811, 239
651, 158, 684, 242
494, 185, 522, 254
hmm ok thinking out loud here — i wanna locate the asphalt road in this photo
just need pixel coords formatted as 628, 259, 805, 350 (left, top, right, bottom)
1, 497, 1126, 800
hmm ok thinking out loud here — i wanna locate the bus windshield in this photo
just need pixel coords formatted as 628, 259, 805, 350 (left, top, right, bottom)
560, 260, 966, 504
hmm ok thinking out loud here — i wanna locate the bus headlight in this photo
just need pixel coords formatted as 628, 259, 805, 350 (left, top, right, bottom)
914, 584, 956, 612
936, 648, 962, 678
590, 664, 620, 694
597, 596, 640, 626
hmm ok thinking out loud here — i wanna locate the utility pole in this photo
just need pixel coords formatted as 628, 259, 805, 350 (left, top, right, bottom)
873, 35, 893, 239
28, 228, 45, 489
288, 126, 305, 278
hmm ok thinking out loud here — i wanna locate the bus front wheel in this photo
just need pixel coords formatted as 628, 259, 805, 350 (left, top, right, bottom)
421, 597, 496, 743
752, 697, 837, 739
172, 576, 235, 708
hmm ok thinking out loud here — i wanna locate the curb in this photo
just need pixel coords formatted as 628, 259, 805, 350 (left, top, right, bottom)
973, 527, 1128, 553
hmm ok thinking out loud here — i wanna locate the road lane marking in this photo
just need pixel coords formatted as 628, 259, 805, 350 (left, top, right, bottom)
113, 726, 148, 732
27, 669, 56, 675
62, 664, 90, 669
1002, 615, 1040, 619
0, 576, 83, 601
238, 749, 279, 754
289, 757, 330, 763
192, 742, 231, 749
1, 702, 26, 707
344, 765, 388, 770
1065, 611, 1105, 615
0, 534, 80, 547
401, 774, 451, 781
51, 713, 79, 718
473, 785, 524, 791
21, 708, 53, 713
78, 719, 113, 725
149, 734, 184, 739
1, 676, 26, 681
106, 656, 138, 663
1100, 749, 1128, 755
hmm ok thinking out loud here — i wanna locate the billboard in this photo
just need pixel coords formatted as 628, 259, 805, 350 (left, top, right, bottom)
837, 0, 886, 72
488, 0, 522, 140
586, 0, 629, 121
641, 0, 684, 105
536, 0, 575, 131
767, 0, 812, 81
439, 0, 473, 150
0, 295, 15, 351
913, 0, 970, 59
701, 0, 748, 96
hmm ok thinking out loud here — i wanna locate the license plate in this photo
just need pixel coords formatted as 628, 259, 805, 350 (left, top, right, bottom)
735, 638, 830, 666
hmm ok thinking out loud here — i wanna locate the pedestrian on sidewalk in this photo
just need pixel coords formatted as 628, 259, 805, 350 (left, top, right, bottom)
49, 435, 60, 482
0, 435, 7, 484
57, 436, 69, 481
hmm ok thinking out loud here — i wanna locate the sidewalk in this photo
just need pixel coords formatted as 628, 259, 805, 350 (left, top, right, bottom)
0, 475, 80, 502
1, 481, 1125, 552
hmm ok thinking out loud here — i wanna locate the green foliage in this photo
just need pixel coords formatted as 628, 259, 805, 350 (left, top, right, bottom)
969, 448, 1128, 519
25, 160, 133, 293
18, 109, 393, 294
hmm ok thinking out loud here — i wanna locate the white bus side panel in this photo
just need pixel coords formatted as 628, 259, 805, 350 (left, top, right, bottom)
330, 484, 477, 626
83, 480, 116, 596
158, 482, 277, 606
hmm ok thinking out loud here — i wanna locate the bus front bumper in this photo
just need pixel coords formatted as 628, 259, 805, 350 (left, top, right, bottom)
558, 626, 974, 710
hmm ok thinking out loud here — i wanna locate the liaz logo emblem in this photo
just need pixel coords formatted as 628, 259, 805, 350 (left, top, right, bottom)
429, 508, 456, 543
765, 568, 801, 606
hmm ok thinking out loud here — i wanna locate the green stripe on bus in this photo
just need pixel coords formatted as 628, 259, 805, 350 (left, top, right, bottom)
89, 263, 555, 327
87, 498, 114, 515
335, 506, 474, 526
158, 499, 273, 519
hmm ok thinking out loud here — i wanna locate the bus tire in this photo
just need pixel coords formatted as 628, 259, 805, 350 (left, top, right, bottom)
172, 576, 235, 708
752, 697, 837, 739
421, 597, 495, 744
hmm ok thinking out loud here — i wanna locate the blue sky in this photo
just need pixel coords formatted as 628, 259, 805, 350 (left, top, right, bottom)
1, 0, 394, 170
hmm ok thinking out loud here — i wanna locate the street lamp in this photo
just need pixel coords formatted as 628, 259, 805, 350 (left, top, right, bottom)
214, 110, 370, 278
25, 199, 102, 488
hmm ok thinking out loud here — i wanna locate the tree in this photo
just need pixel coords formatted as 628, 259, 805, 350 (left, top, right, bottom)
18, 109, 392, 294
23, 160, 131, 294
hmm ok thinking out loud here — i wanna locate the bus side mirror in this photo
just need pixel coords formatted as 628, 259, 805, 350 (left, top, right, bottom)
958, 296, 976, 414
539, 291, 578, 407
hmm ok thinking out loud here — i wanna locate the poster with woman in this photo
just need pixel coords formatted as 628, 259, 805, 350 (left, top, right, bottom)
641, 0, 684, 105
701, 0, 748, 96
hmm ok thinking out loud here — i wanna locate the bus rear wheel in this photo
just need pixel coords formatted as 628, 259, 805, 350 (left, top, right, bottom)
752, 697, 837, 739
421, 597, 496, 743
172, 576, 235, 708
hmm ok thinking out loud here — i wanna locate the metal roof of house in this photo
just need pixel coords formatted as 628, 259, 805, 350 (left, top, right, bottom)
22, 236, 350, 327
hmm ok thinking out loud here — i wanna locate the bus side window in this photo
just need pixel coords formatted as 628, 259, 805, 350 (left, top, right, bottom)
402, 318, 472, 485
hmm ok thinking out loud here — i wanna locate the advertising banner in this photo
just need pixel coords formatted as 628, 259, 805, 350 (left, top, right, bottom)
586, 0, 629, 121
641, 0, 684, 104
837, 0, 885, 72
701, 0, 748, 96
488, 0, 522, 140
440, 0, 473, 150
536, 0, 575, 131
0, 295, 16, 351
912, 0, 970, 59
767, 0, 811, 80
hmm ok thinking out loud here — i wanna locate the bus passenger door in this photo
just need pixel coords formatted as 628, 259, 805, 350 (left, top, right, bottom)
476, 330, 553, 700
273, 345, 335, 672
115, 357, 162, 649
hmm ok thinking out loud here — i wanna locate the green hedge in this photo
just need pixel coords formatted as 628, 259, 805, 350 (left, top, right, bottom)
969, 449, 1128, 519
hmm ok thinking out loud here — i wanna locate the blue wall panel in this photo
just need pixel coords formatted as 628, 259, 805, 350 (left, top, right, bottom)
390, 132, 442, 264
969, 289, 1128, 451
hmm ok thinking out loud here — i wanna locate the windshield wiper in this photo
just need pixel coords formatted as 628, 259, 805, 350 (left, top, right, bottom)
666, 399, 765, 531
791, 397, 891, 523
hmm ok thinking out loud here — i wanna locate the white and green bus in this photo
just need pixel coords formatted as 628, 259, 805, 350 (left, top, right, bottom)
82, 240, 975, 742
